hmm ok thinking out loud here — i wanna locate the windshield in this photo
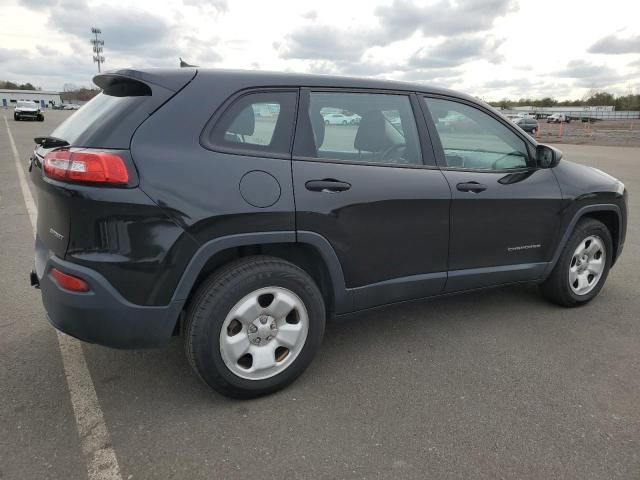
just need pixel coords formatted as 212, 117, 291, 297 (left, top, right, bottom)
17, 101, 36, 108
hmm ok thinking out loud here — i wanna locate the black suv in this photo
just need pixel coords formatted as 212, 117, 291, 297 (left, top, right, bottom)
30, 69, 627, 398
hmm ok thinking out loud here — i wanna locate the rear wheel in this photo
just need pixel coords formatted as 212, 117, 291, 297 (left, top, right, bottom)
184, 256, 326, 398
541, 218, 612, 307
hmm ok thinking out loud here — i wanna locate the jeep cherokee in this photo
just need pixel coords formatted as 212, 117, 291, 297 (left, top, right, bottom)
29, 68, 627, 398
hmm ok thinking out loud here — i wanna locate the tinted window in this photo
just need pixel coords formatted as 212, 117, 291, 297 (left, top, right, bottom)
425, 98, 530, 170
51, 91, 150, 147
209, 91, 297, 156
296, 92, 422, 166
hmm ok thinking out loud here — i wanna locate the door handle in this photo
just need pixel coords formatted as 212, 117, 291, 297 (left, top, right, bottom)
305, 179, 351, 193
456, 182, 487, 193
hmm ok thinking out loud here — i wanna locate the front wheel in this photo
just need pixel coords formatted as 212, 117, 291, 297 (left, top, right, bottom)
541, 218, 612, 307
14, 114, 19, 121
184, 256, 326, 398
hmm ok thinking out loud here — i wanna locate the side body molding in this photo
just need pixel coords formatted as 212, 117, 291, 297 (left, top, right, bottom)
172, 230, 353, 314
296, 231, 352, 313
173, 231, 296, 301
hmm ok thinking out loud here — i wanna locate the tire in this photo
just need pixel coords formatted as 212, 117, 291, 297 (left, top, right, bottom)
37, 115, 44, 122
14, 114, 19, 121
342, 120, 347, 125
184, 256, 326, 399
325, 120, 330, 125
541, 218, 612, 307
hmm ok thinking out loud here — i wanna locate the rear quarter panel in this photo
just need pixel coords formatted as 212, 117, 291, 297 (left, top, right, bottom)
130, 73, 295, 247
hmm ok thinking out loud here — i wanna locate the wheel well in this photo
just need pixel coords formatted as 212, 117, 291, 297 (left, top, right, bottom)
183, 242, 335, 321
583, 210, 620, 262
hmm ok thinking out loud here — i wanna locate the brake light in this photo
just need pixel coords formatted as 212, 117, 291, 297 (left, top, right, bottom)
50, 268, 90, 292
43, 149, 129, 185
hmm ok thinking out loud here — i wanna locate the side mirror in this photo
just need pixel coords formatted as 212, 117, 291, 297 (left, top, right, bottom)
536, 144, 563, 168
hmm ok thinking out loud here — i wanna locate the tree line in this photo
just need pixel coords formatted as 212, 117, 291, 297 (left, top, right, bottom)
489, 92, 640, 111
1, 80, 100, 102
61, 88, 100, 102
0, 80, 39, 90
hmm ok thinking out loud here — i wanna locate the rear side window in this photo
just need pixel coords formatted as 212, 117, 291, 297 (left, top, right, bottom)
207, 91, 297, 157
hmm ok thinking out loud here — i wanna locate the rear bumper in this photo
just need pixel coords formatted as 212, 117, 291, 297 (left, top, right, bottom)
35, 238, 184, 349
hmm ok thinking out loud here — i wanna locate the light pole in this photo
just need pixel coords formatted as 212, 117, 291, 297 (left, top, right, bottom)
90, 27, 105, 73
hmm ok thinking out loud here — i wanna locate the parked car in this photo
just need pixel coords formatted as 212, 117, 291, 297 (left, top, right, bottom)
62, 104, 81, 110
51, 104, 65, 110
514, 117, 539, 133
547, 113, 571, 123
14, 101, 43, 121
30, 69, 627, 398
323, 113, 361, 125
343, 113, 361, 124
323, 113, 351, 125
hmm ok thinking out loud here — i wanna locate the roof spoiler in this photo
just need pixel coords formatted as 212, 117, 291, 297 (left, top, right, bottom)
93, 68, 197, 93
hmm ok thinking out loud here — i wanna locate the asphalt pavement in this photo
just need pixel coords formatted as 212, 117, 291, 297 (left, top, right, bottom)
1, 110, 639, 479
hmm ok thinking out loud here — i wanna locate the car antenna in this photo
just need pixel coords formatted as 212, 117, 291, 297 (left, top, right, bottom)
179, 57, 198, 68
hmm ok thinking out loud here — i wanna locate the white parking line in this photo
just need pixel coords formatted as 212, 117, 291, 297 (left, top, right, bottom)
4, 117, 123, 480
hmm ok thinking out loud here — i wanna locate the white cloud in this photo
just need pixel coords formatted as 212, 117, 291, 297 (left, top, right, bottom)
0, 0, 638, 100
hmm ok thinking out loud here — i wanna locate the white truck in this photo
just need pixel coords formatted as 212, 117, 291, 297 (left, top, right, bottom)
546, 113, 571, 123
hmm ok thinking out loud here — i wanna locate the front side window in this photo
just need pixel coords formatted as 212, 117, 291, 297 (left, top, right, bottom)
296, 92, 423, 166
208, 91, 297, 156
424, 97, 530, 170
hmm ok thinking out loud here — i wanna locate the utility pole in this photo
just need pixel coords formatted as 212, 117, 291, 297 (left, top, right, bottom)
90, 27, 105, 73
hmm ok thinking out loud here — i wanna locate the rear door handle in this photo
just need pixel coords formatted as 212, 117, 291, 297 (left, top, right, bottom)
456, 182, 487, 193
305, 179, 351, 193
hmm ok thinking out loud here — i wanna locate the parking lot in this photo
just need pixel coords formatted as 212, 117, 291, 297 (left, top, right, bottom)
536, 118, 640, 147
1, 109, 639, 479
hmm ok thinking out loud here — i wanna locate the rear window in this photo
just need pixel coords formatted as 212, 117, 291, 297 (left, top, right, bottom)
45, 75, 187, 150
51, 93, 149, 147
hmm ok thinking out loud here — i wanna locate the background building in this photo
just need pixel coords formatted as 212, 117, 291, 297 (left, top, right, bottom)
0, 89, 62, 108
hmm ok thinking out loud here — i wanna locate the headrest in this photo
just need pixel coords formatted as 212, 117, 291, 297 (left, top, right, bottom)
310, 111, 325, 149
227, 105, 255, 136
354, 111, 390, 152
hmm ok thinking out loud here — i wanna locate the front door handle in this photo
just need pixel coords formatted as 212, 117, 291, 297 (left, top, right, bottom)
305, 179, 351, 193
456, 181, 487, 193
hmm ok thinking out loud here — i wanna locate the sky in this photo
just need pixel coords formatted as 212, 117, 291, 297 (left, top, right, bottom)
1, 0, 639, 100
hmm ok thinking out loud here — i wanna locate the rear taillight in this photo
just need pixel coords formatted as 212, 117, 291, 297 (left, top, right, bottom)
50, 268, 90, 292
43, 148, 129, 185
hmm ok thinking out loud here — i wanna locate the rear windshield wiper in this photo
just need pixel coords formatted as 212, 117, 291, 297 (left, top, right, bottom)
34, 136, 69, 148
